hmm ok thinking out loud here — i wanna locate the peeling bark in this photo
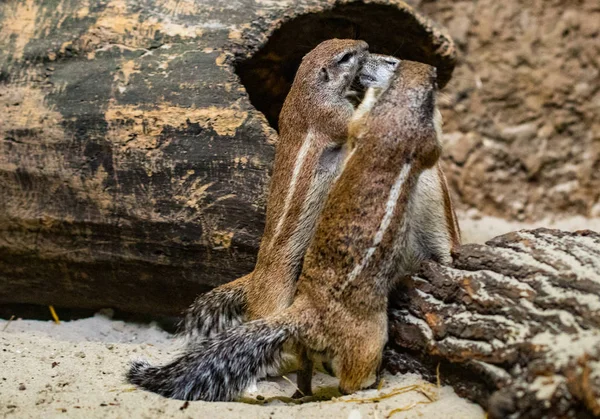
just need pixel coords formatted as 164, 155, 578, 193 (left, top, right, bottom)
0, 0, 455, 314
386, 228, 600, 418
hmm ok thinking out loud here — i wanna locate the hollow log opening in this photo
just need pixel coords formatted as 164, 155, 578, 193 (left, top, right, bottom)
233, 3, 455, 130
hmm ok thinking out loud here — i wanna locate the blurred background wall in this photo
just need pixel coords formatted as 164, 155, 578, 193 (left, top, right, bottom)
415, 0, 599, 241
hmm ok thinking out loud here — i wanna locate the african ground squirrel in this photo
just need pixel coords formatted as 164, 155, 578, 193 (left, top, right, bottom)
355, 53, 460, 261
183, 39, 369, 340
183, 49, 460, 344
128, 60, 449, 401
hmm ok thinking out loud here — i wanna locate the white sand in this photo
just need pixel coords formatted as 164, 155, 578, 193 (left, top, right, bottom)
0, 312, 484, 418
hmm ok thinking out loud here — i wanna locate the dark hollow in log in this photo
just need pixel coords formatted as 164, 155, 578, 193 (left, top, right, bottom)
234, 2, 456, 129
0, 0, 455, 315
386, 228, 600, 418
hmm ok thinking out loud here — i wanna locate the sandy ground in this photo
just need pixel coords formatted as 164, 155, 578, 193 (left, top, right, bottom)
0, 312, 484, 419
4, 214, 591, 418
1, 214, 594, 418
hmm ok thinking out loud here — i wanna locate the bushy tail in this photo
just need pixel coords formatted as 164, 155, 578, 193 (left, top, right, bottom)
181, 277, 249, 342
127, 317, 295, 401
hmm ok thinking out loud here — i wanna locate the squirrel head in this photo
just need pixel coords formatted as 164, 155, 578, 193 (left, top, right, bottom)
280, 39, 369, 143
350, 60, 442, 169
354, 53, 401, 91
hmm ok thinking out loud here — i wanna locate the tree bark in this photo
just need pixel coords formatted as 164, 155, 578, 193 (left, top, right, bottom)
0, 0, 456, 315
386, 228, 600, 418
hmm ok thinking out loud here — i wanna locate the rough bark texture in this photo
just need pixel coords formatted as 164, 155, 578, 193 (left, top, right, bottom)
0, 0, 456, 314
386, 228, 600, 418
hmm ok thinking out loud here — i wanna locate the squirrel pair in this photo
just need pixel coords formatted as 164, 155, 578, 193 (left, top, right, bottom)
127, 39, 460, 401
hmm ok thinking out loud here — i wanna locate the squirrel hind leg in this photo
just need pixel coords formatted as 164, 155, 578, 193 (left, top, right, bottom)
336, 325, 386, 395
337, 354, 381, 395
292, 349, 314, 398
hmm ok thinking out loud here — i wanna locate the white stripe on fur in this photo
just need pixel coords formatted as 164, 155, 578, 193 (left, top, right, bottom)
341, 163, 412, 291
270, 132, 314, 248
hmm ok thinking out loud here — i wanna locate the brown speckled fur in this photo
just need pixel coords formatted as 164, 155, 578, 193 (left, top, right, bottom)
127, 60, 448, 401
290, 61, 443, 393
247, 39, 369, 318
183, 39, 368, 339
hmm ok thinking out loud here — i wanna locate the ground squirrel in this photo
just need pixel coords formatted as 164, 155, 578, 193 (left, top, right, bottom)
355, 53, 460, 261
128, 60, 447, 401
183, 50, 460, 344
183, 39, 369, 341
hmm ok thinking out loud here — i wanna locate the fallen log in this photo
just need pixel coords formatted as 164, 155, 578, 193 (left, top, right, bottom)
0, 0, 456, 314
386, 228, 600, 418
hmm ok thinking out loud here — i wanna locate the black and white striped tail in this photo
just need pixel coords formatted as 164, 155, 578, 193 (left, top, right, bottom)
127, 318, 294, 401
182, 283, 248, 342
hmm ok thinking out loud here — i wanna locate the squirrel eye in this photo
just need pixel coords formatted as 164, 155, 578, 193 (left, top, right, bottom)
337, 52, 353, 64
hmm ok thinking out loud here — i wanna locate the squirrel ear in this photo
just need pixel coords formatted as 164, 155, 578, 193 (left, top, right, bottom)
319, 67, 330, 82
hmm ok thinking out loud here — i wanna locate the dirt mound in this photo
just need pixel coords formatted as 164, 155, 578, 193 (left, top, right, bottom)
418, 0, 599, 221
